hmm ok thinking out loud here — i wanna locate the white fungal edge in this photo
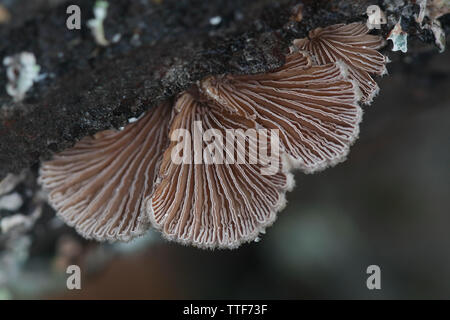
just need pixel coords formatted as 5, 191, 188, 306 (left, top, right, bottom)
363, 54, 390, 106
143, 91, 297, 249
387, 21, 408, 53
38, 155, 152, 244
282, 60, 364, 174
430, 20, 446, 53
145, 151, 296, 250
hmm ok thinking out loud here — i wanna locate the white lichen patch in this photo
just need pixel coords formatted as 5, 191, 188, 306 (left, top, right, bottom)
0, 207, 41, 235
87, 0, 110, 46
111, 33, 122, 43
1, 214, 30, 234
209, 16, 222, 26
0, 173, 25, 196
3, 52, 41, 102
388, 22, 408, 53
0, 192, 23, 211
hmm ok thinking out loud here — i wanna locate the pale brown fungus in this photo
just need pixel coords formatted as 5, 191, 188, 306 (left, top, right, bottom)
39, 103, 171, 241
38, 22, 388, 249
293, 22, 387, 104
147, 92, 293, 249
201, 51, 363, 173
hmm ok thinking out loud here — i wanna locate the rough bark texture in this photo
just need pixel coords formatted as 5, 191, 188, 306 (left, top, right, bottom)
0, 0, 448, 178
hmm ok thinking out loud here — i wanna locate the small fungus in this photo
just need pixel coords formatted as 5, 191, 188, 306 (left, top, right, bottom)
209, 16, 222, 26
0, 192, 23, 211
39, 103, 171, 241
293, 23, 387, 104
147, 92, 293, 249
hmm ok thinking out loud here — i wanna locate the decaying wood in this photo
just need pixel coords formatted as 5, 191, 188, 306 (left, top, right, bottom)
0, 0, 448, 178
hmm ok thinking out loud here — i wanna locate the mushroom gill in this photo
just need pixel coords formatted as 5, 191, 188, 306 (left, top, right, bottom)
293, 22, 387, 104
146, 92, 293, 249
38, 22, 388, 249
39, 102, 171, 241
200, 51, 363, 173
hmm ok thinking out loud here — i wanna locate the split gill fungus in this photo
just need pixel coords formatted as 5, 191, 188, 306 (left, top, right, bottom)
39, 22, 388, 249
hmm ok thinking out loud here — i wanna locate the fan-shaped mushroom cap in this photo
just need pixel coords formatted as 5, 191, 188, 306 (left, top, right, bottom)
39, 103, 171, 242
39, 22, 387, 249
293, 22, 387, 104
200, 52, 363, 173
146, 92, 294, 249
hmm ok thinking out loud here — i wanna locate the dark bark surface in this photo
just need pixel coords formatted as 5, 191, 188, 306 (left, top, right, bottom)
0, 0, 447, 178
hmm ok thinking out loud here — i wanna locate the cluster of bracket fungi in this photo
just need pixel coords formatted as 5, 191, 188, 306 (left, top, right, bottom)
39, 22, 388, 249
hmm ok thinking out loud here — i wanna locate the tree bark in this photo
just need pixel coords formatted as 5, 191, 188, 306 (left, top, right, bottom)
0, 0, 448, 178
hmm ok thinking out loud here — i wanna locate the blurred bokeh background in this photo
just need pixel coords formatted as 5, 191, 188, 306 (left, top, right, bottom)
0, 0, 449, 300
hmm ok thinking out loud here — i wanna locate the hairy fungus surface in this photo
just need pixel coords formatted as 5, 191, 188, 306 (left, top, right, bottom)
39, 103, 171, 241
147, 92, 293, 249
293, 22, 387, 104
38, 22, 388, 249
200, 51, 363, 173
